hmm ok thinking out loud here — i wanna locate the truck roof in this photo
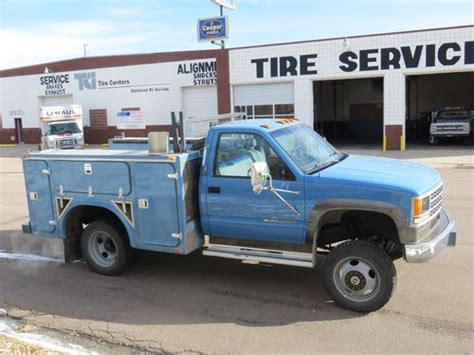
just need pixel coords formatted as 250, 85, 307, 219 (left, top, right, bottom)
216, 118, 302, 133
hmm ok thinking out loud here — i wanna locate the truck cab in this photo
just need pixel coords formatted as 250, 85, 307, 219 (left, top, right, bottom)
42, 120, 84, 149
21, 118, 456, 312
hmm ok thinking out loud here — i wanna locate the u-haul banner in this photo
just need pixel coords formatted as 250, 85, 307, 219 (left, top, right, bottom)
40, 104, 83, 121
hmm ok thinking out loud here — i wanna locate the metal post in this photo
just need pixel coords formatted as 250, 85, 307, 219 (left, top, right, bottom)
220, 5, 225, 49
178, 111, 185, 152
171, 112, 180, 153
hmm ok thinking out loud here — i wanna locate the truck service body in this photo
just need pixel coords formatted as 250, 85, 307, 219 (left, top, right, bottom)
22, 119, 456, 312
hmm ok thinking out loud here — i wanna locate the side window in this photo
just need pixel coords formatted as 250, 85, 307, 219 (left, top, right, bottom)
214, 133, 295, 180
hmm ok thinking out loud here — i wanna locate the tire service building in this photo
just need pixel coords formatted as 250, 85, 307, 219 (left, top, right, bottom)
0, 25, 472, 150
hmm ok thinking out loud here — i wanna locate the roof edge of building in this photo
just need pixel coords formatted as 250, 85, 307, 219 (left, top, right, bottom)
1, 24, 472, 78
229, 24, 474, 51
0, 48, 223, 78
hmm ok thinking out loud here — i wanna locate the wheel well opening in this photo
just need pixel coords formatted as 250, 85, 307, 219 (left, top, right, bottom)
64, 205, 128, 262
317, 209, 403, 259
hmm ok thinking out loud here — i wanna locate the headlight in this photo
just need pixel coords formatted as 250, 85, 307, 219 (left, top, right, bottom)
412, 196, 430, 224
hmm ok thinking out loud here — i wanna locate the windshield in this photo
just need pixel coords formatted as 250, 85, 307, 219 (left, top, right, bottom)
48, 122, 81, 135
436, 110, 469, 121
271, 124, 343, 173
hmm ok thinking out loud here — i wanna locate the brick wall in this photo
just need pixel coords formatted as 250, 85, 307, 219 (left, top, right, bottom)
84, 124, 172, 144
89, 109, 108, 130
0, 128, 40, 144
23, 128, 41, 143
216, 50, 231, 114
0, 129, 15, 143
385, 125, 403, 150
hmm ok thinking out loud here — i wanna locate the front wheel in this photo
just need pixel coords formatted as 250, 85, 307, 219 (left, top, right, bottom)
321, 240, 396, 312
429, 135, 439, 145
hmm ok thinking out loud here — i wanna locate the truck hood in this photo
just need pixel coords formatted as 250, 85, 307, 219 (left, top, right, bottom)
47, 133, 83, 138
319, 155, 441, 196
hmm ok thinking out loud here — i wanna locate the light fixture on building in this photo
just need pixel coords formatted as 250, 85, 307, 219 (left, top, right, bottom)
43, 67, 50, 74
343, 37, 350, 49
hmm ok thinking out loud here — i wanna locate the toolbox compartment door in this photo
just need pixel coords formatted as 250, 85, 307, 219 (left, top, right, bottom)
50, 161, 131, 196
135, 163, 180, 247
23, 160, 56, 233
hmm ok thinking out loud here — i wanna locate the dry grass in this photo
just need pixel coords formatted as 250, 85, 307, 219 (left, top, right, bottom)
0, 334, 60, 354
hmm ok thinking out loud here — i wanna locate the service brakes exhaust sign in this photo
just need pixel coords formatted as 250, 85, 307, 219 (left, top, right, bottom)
197, 16, 228, 42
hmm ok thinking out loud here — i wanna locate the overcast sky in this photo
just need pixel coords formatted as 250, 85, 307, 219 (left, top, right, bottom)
0, 0, 472, 70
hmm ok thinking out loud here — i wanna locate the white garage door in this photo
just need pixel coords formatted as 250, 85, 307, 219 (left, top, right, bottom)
233, 83, 294, 119
182, 85, 218, 120
39, 94, 74, 106
182, 85, 218, 136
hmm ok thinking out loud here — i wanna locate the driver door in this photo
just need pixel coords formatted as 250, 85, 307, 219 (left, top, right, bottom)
205, 132, 306, 245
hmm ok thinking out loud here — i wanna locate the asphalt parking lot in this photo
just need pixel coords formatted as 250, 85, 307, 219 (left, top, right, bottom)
0, 144, 473, 353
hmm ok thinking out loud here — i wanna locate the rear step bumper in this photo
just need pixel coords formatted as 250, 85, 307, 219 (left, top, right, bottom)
203, 242, 314, 268
22, 222, 32, 234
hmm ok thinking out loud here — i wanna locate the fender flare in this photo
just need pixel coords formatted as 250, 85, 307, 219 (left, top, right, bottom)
307, 199, 405, 259
60, 200, 137, 247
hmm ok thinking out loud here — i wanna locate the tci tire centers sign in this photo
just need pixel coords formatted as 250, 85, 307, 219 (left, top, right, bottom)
197, 16, 228, 42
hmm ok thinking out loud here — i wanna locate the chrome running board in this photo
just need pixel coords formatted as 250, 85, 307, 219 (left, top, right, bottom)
203, 236, 314, 268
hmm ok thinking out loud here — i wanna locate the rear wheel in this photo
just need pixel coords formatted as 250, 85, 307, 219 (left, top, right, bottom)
322, 240, 396, 312
81, 220, 130, 276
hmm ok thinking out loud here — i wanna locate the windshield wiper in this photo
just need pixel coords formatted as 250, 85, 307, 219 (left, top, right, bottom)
306, 152, 346, 174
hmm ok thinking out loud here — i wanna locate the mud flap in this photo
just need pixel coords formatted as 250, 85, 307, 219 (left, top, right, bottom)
63, 238, 82, 263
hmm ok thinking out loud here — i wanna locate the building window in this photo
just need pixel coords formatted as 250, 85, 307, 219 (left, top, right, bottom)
275, 104, 294, 118
234, 103, 294, 120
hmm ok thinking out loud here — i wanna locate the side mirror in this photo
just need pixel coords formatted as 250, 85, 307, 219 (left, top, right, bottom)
250, 161, 270, 194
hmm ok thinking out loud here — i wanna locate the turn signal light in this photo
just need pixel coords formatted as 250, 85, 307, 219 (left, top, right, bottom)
413, 198, 423, 216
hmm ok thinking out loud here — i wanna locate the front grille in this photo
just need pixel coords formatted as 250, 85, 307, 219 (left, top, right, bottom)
429, 185, 443, 217
57, 138, 76, 148
432, 124, 469, 133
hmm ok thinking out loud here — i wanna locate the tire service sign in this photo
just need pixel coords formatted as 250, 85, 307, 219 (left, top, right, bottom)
197, 16, 228, 42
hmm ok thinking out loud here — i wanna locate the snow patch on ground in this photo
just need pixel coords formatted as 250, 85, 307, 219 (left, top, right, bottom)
0, 250, 61, 263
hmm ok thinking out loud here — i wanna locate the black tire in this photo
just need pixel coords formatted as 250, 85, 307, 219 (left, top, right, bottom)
321, 240, 396, 313
429, 135, 439, 145
81, 220, 131, 276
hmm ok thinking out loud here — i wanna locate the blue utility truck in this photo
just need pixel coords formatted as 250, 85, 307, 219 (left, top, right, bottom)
22, 119, 456, 312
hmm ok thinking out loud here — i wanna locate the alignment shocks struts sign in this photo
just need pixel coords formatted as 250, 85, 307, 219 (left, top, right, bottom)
177, 61, 217, 86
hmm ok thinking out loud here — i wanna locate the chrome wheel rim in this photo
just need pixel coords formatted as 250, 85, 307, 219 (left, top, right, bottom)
88, 231, 117, 268
332, 256, 380, 303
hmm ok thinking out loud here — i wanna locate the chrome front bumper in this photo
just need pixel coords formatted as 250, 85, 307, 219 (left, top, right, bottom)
404, 209, 456, 263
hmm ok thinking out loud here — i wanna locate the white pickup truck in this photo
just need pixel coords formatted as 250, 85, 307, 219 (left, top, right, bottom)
429, 107, 474, 144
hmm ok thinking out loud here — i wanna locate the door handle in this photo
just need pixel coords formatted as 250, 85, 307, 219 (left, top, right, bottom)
208, 186, 221, 194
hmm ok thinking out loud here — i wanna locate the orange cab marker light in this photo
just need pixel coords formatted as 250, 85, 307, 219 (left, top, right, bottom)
260, 124, 271, 129
413, 198, 422, 216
